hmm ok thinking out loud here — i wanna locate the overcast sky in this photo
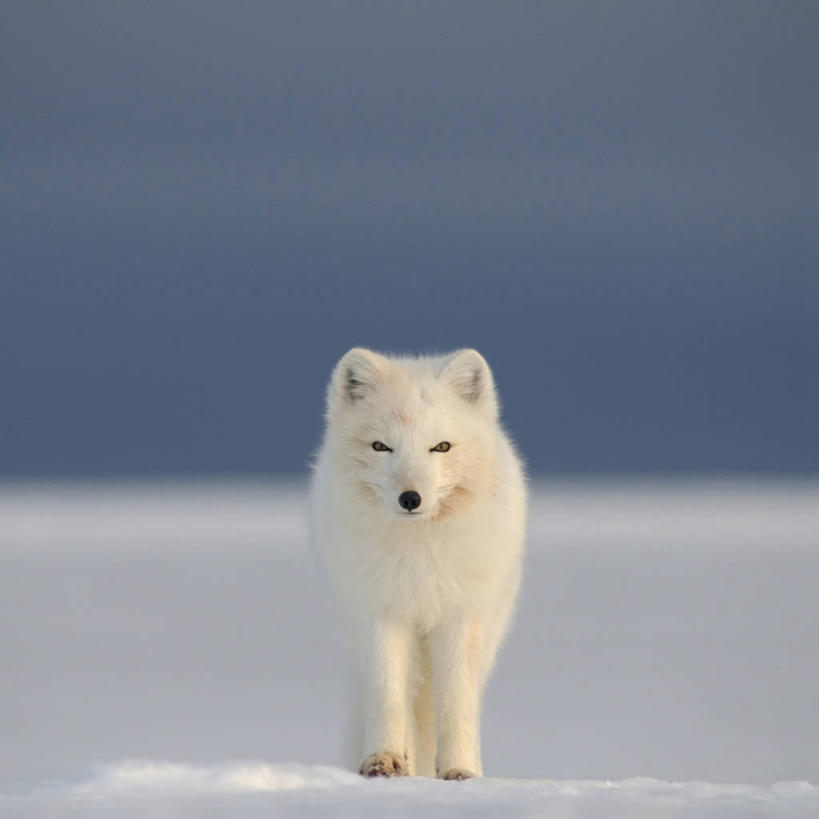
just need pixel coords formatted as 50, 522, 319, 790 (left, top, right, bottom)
2, 1, 818, 477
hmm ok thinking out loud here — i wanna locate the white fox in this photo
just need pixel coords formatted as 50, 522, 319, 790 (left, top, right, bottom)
310, 348, 526, 779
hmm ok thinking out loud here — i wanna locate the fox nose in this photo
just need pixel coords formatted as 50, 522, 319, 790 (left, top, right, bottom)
398, 490, 422, 511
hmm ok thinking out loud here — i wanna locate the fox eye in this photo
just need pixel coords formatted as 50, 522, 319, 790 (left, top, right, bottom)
372, 441, 392, 452
431, 441, 451, 452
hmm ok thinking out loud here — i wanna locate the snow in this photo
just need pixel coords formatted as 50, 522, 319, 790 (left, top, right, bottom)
1, 761, 817, 818
1, 478, 818, 817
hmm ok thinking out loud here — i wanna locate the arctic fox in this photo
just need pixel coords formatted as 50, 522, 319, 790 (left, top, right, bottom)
310, 348, 526, 780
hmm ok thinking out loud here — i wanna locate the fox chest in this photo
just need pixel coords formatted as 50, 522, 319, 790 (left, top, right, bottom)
348, 536, 497, 625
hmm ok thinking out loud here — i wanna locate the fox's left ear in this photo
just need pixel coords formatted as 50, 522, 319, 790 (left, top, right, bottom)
439, 349, 498, 417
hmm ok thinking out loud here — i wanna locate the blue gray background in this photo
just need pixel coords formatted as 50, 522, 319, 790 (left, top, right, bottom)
3, 1, 818, 478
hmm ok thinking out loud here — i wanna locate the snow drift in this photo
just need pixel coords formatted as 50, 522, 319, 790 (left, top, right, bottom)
1, 478, 817, 816
2, 760, 817, 819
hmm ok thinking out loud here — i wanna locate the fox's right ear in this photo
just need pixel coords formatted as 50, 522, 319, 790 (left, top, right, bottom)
329, 347, 386, 407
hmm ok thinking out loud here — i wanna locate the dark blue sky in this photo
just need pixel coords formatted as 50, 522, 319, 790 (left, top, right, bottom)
2, 1, 818, 477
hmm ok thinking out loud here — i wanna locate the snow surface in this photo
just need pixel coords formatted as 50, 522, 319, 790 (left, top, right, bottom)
1, 760, 818, 818
1, 478, 818, 817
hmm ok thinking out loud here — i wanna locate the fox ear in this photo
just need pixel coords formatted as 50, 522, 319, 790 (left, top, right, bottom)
331, 347, 386, 406
440, 349, 498, 416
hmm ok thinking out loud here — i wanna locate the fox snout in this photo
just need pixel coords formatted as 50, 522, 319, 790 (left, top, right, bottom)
398, 490, 422, 512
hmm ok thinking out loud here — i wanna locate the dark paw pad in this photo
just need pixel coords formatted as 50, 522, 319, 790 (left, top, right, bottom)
440, 767, 476, 781
360, 751, 409, 778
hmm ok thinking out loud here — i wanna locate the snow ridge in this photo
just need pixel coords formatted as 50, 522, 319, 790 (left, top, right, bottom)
67, 759, 361, 795
3, 760, 816, 819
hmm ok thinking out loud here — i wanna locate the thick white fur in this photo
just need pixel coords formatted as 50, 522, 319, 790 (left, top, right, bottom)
309, 348, 526, 779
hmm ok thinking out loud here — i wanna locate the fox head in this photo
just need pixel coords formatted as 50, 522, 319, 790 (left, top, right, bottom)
324, 348, 500, 521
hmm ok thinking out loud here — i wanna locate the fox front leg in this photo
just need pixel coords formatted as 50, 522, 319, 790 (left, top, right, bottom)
429, 618, 483, 779
358, 618, 412, 777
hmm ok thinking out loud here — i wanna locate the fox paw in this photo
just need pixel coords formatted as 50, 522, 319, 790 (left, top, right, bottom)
360, 750, 409, 778
439, 767, 476, 781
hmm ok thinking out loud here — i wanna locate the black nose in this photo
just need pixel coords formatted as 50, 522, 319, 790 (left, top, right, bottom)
398, 490, 422, 511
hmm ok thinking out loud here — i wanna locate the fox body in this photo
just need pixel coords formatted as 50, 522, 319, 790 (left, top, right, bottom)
310, 348, 526, 779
